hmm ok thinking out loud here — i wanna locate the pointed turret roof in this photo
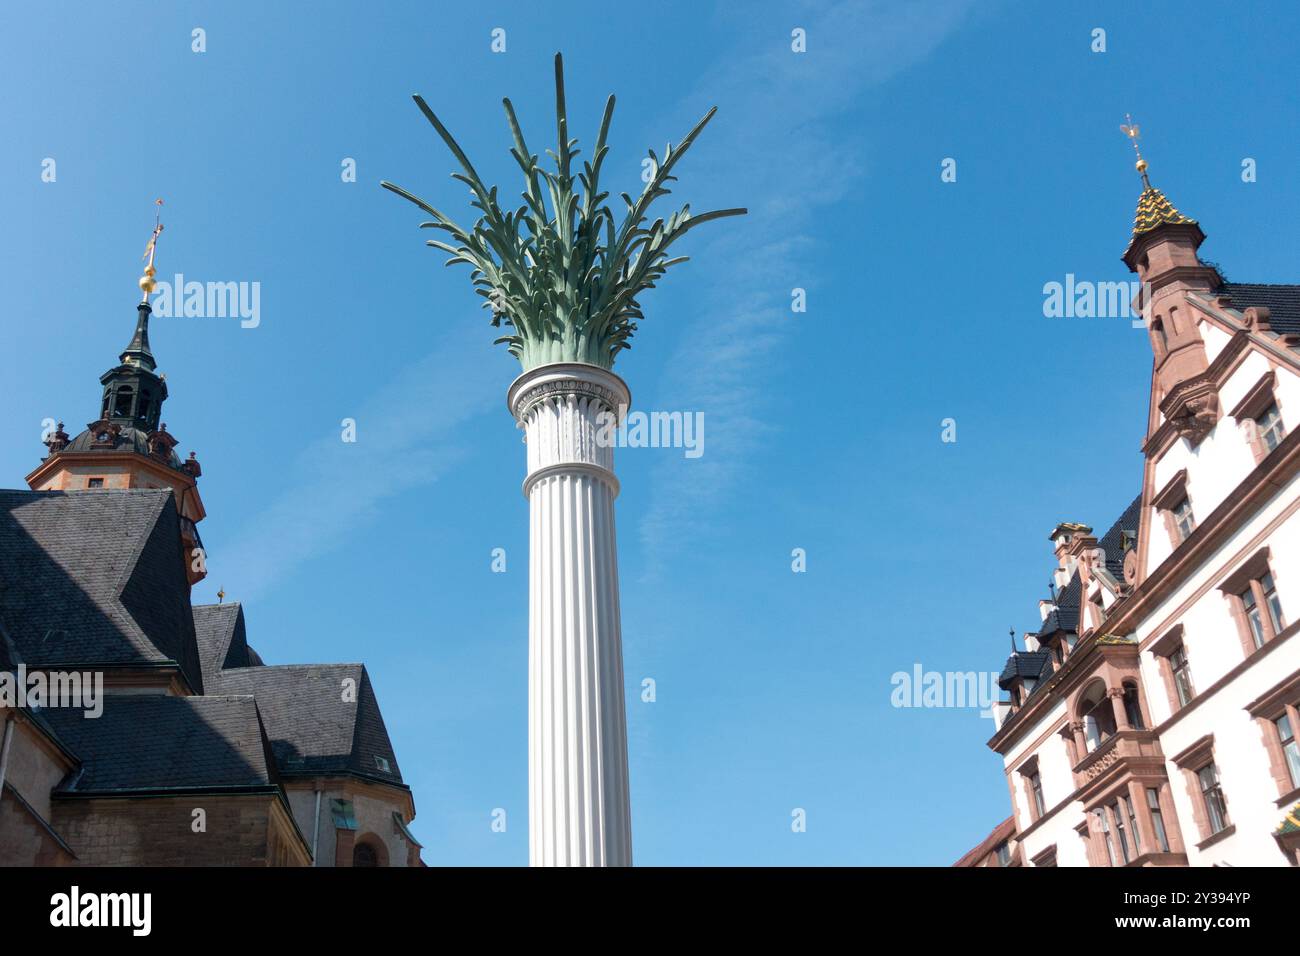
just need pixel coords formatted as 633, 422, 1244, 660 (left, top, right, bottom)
119, 302, 158, 372
1131, 183, 1196, 236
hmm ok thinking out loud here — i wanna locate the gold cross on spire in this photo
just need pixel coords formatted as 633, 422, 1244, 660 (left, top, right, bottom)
1120, 115, 1151, 187
139, 198, 164, 302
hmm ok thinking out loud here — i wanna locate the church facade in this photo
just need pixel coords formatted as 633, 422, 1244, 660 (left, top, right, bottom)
0, 274, 422, 866
959, 164, 1300, 867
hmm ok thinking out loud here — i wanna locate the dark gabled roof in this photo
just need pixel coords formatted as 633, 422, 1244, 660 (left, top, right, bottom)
213, 663, 404, 786
1038, 571, 1081, 637
998, 650, 1051, 689
41, 695, 278, 794
1097, 495, 1142, 582
1219, 283, 1300, 337
193, 602, 262, 691
0, 489, 204, 693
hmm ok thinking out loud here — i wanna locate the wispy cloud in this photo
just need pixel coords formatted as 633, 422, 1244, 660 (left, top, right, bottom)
635, 0, 978, 574
215, 323, 499, 601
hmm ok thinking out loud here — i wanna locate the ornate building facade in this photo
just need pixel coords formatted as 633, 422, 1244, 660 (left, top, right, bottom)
0, 252, 423, 866
959, 162, 1300, 867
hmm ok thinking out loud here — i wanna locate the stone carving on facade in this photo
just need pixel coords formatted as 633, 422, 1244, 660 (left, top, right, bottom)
1161, 376, 1220, 446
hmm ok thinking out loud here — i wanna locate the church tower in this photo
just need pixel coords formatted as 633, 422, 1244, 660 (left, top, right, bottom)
26, 207, 208, 585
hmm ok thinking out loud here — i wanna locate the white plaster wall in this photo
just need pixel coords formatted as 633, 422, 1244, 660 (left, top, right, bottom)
1134, 466, 1300, 865
1200, 317, 1232, 365
1147, 351, 1287, 575
1001, 699, 1093, 865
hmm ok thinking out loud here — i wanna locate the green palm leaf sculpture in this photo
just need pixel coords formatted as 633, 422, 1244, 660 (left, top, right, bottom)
381, 53, 746, 371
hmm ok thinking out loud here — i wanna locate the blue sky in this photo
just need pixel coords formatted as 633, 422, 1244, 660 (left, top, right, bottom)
4, 0, 1299, 865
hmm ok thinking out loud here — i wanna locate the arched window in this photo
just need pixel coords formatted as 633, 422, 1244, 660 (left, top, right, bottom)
1122, 681, 1145, 730
113, 386, 134, 418
137, 391, 152, 422
351, 834, 388, 867
1078, 680, 1116, 753
1151, 318, 1167, 353
353, 842, 378, 867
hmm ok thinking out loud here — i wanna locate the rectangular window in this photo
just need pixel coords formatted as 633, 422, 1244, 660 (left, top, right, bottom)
1110, 803, 1131, 864
1257, 402, 1286, 451
1096, 809, 1117, 866
1170, 644, 1194, 707
1173, 497, 1196, 542
1276, 713, 1300, 789
87, 477, 104, 488
1123, 795, 1140, 856
1030, 771, 1045, 818
1262, 572, 1285, 636
1197, 763, 1229, 835
994, 842, 1010, 867
1146, 788, 1170, 853
1242, 585, 1267, 649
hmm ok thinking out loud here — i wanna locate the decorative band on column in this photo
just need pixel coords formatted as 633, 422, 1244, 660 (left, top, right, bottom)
506, 362, 632, 423
521, 462, 621, 499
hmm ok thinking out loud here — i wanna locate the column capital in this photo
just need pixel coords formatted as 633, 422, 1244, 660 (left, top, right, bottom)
507, 362, 631, 423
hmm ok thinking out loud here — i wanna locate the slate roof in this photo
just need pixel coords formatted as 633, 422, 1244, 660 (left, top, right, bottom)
0, 489, 204, 693
1220, 283, 1300, 337
213, 663, 404, 785
1038, 571, 1081, 637
1097, 495, 1142, 582
193, 602, 262, 691
59, 425, 183, 469
998, 650, 1052, 689
41, 694, 278, 793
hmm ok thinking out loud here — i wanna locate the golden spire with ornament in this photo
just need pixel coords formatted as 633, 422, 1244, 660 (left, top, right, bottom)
1120, 115, 1150, 188
139, 198, 164, 302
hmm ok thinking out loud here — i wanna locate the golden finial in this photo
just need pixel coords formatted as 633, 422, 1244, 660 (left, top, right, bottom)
139, 198, 164, 302
217, 586, 225, 604
1120, 115, 1151, 188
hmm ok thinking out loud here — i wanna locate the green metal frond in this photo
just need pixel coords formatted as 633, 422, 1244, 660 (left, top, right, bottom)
381, 52, 746, 371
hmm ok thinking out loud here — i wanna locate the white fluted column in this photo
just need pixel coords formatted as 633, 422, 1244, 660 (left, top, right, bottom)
507, 362, 633, 867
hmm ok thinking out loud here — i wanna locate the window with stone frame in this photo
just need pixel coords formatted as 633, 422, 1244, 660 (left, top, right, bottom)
1231, 371, 1288, 464
1122, 681, 1146, 730
1149, 624, 1195, 715
1146, 787, 1171, 853
1078, 680, 1117, 754
1246, 672, 1300, 801
1172, 735, 1233, 846
1219, 549, 1289, 657
1196, 764, 1229, 836
1151, 470, 1195, 549
1018, 758, 1047, 821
